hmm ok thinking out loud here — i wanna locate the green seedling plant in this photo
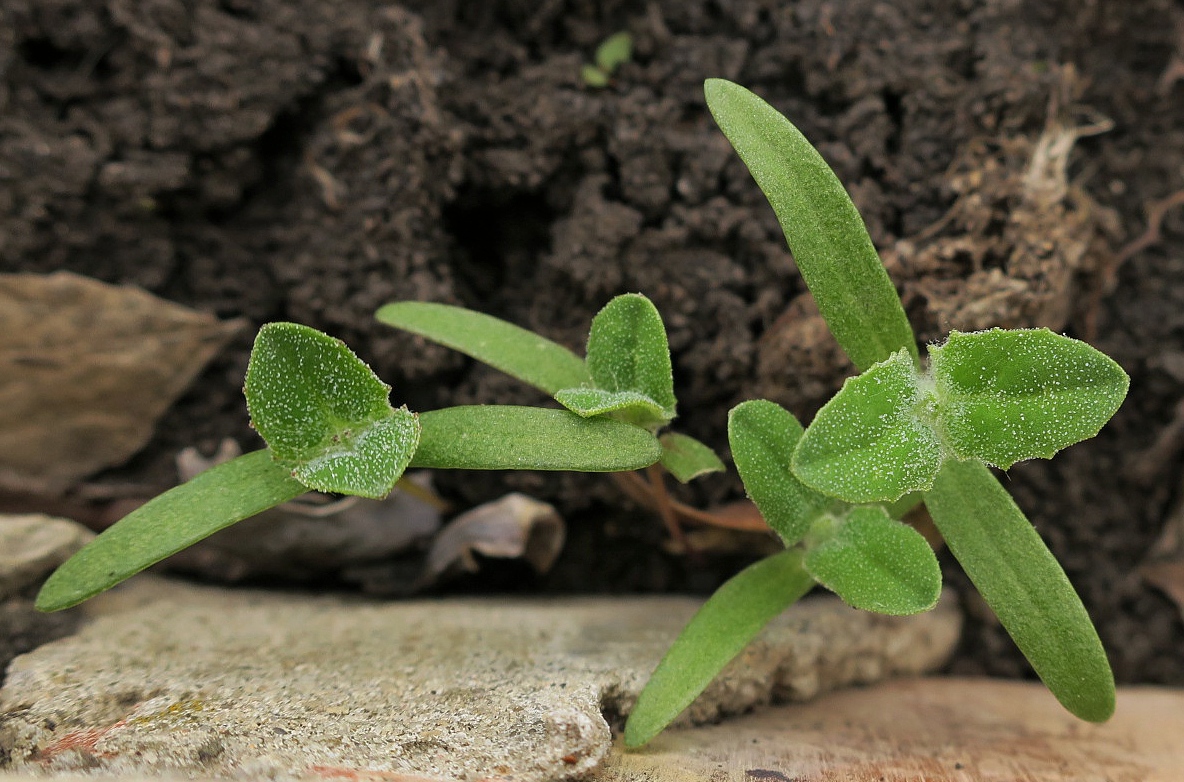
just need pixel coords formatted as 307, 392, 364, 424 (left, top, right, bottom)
37, 322, 663, 612
581, 31, 633, 88
376, 293, 728, 543
623, 79, 1129, 747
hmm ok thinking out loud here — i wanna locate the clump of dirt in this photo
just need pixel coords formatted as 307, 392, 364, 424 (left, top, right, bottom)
4, 0, 1184, 684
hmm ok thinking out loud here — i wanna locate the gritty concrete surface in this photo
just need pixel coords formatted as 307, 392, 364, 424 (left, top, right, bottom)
0, 515, 92, 676
599, 678, 1184, 782
0, 515, 94, 601
0, 578, 960, 782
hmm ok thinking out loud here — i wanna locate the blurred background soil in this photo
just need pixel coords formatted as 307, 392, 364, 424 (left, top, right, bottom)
3, 0, 1184, 685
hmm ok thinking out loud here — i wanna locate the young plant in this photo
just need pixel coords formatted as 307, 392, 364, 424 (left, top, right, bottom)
376, 293, 729, 543
624, 79, 1128, 746
36, 322, 662, 612
581, 31, 633, 88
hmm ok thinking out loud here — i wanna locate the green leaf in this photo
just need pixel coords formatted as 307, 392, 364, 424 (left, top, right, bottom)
803, 506, 941, 615
584, 294, 676, 424
792, 350, 943, 503
930, 329, 1130, 469
924, 459, 1115, 722
658, 432, 725, 483
728, 400, 830, 546
36, 451, 306, 612
410, 406, 661, 471
703, 79, 916, 372
375, 301, 592, 395
623, 549, 815, 748
244, 323, 419, 498
554, 387, 670, 429
581, 65, 609, 88
594, 31, 632, 72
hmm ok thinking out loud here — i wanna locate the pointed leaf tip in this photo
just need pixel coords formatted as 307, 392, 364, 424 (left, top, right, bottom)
702, 78, 917, 371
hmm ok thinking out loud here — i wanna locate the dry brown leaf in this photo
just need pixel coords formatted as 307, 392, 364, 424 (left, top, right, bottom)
0, 271, 244, 494
422, 493, 564, 584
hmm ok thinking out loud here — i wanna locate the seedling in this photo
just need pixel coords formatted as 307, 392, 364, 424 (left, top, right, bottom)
376, 293, 733, 546
32, 76, 1130, 755
581, 31, 632, 88
623, 79, 1128, 747
36, 322, 662, 612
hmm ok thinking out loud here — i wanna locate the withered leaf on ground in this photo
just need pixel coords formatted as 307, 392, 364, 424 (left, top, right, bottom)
422, 493, 565, 585
0, 272, 244, 495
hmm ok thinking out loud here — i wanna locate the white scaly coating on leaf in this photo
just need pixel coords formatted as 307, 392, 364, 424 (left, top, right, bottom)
929, 328, 1130, 469
792, 349, 943, 503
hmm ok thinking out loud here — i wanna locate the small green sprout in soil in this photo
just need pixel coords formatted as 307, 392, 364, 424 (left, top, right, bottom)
36, 320, 662, 612
622, 79, 1128, 748
581, 31, 632, 88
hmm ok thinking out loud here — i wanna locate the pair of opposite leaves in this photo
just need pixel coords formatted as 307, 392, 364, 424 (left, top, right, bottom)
728, 328, 1128, 617
791, 328, 1129, 504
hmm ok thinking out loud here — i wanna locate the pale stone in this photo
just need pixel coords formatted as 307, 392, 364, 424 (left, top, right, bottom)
0, 272, 244, 494
0, 515, 94, 601
0, 515, 93, 676
0, 580, 959, 781
599, 678, 1184, 782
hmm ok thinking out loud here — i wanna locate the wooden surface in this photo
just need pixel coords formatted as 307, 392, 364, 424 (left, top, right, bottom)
601, 678, 1184, 782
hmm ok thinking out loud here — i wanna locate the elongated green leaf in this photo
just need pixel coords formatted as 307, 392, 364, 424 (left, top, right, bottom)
245, 323, 419, 498
804, 506, 940, 615
658, 432, 725, 483
375, 301, 592, 395
793, 350, 942, 503
624, 549, 815, 748
924, 459, 1115, 722
554, 387, 670, 429
410, 406, 660, 471
728, 400, 830, 545
585, 294, 676, 423
704, 79, 916, 372
931, 329, 1130, 469
36, 451, 306, 612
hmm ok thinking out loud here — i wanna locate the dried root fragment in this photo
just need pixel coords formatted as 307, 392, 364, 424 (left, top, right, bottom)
891, 65, 1120, 342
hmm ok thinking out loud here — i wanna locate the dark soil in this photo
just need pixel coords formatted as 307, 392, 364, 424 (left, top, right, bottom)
4, 0, 1184, 685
